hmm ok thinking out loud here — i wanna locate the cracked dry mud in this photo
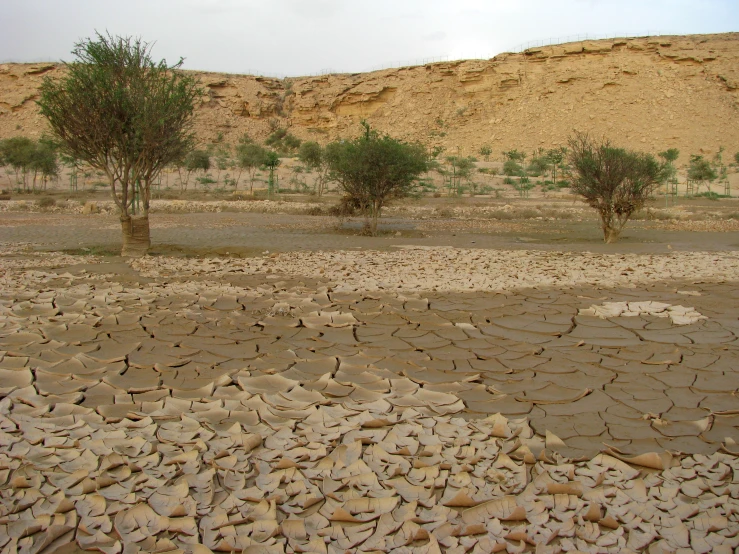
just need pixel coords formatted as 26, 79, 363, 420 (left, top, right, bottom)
1, 243, 738, 553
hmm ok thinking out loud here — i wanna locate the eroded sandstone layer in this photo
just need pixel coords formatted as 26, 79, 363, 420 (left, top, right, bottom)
1, 33, 738, 159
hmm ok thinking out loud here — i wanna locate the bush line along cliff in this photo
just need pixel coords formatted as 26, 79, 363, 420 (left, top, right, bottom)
1, 33, 737, 161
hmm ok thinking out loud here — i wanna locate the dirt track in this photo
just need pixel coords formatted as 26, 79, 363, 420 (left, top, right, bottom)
0, 211, 738, 256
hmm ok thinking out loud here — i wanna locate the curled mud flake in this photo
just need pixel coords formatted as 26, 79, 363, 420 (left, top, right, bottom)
113, 503, 170, 543
462, 496, 527, 524
603, 448, 674, 470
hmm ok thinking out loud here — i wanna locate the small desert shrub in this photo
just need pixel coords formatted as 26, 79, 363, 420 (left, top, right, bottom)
196, 175, 216, 188
328, 196, 362, 218
153, 190, 181, 200
37, 197, 56, 208
632, 209, 673, 221
486, 210, 515, 220
435, 207, 454, 218
526, 156, 550, 177
304, 205, 326, 216
503, 160, 525, 177
517, 208, 540, 219
539, 208, 574, 219
503, 177, 515, 185
693, 191, 726, 200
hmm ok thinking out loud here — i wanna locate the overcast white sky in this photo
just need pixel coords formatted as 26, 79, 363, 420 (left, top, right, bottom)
2, 0, 737, 76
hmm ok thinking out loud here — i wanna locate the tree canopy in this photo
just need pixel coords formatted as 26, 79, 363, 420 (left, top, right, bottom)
235, 143, 268, 194
568, 132, 666, 243
298, 141, 332, 196
325, 122, 428, 235
687, 154, 718, 189
37, 32, 202, 256
444, 156, 476, 196
0, 137, 59, 191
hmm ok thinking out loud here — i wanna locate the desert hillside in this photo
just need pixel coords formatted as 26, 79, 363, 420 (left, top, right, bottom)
1, 33, 738, 161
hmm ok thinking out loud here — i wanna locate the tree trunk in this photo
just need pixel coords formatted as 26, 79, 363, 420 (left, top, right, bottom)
120, 214, 151, 257
368, 215, 378, 236
369, 201, 382, 236
603, 226, 620, 243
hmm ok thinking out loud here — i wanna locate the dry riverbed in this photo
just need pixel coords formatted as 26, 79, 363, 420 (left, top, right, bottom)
0, 208, 738, 552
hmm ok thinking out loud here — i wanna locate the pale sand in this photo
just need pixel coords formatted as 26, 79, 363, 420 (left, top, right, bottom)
133, 246, 739, 293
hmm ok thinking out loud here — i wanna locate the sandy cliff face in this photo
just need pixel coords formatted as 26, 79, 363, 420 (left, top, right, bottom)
1, 33, 737, 160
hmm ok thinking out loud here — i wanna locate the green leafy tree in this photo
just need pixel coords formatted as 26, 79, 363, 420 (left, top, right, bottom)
478, 145, 492, 162
325, 121, 428, 235
174, 149, 205, 191
283, 134, 302, 152
503, 149, 526, 162
658, 148, 680, 164
545, 147, 567, 184
0, 136, 35, 189
184, 150, 210, 190
58, 152, 83, 191
175, 149, 204, 191
210, 143, 231, 185
263, 151, 281, 195
734, 152, 739, 166
713, 147, 728, 183
514, 176, 535, 198
0, 138, 60, 191
37, 32, 202, 256
445, 156, 476, 196
687, 154, 718, 192
503, 159, 525, 177
298, 141, 332, 196
526, 153, 550, 177
29, 138, 59, 190
265, 128, 302, 155
265, 128, 287, 147
236, 143, 268, 194
228, 135, 248, 188
568, 132, 667, 243
658, 148, 680, 183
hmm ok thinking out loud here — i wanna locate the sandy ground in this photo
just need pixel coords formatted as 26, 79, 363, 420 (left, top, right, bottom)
0, 210, 738, 553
